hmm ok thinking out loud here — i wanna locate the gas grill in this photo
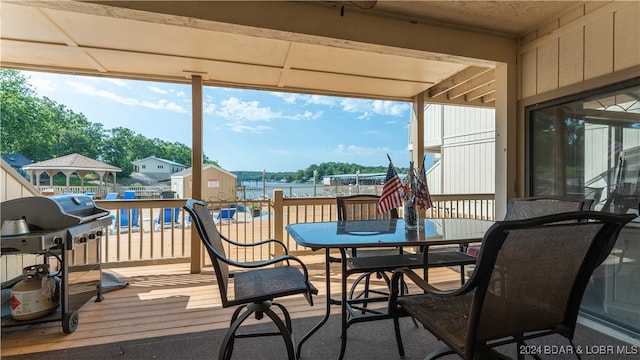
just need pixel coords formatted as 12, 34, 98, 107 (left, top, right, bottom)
1, 194, 112, 333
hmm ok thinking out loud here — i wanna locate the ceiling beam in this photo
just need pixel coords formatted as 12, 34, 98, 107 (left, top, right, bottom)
427, 66, 490, 98
466, 82, 495, 102
447, 69, 495, 100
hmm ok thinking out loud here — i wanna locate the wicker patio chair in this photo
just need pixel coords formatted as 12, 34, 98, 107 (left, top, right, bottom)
388, 211, 635, 360
184, 199, 317, 360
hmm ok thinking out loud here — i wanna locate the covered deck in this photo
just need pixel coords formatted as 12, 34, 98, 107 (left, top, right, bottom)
2, 259, 466, 358
3, 260, 632, 359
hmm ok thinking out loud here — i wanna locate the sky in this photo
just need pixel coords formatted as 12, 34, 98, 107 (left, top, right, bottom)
22, 70, 412, 172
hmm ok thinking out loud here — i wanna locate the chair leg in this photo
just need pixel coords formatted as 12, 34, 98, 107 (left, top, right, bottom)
220, 303, 298, 360
226, 304, 248, 356
349, 272, 374, 314
393, 314, 405, 358
220, 307, 254, 360
426, 346, 455, 359
264, 307, 297, 360
272, 302, 294, 334
349, 272, 369, 299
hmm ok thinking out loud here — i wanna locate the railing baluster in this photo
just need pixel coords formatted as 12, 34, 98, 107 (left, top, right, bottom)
91, 193, 494, 268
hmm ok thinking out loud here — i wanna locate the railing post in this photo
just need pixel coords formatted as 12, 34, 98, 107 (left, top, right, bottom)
273, 189, 285, 262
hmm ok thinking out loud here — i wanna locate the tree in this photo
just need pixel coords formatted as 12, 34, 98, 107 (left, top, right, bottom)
102, 127, 135, 176
0, 69, 41, 158
1, 69, 218, 177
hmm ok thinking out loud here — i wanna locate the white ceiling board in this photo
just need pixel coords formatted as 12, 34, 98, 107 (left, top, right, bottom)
1, 40, 97, 71
4, 1, 590, 103
0, 4, 67, 44
40, 6, 293, 68
284, 69, 432, 99
88, 49, 284, 87
288, 42, 467, 83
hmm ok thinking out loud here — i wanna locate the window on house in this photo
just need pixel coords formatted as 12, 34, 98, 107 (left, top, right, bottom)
141, 165, 146, 169
527, 80, 639, 336
158, 165, 164, 169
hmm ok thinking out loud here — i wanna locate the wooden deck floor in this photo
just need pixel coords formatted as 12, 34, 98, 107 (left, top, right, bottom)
1, 254, 463, 357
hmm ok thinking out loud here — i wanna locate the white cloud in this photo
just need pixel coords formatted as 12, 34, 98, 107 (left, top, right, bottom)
371, 100, 410, 116
306, 95, 339, 106
216, 97, 280, 121
288, 110, 323, 120
211, 97, 283, 133
100, 78, 128, 87
332, 144, 391, 156
28, 75, 57, 93
270, 92, 339, 107
340, 98, 368, 113
229, 124, 273, 134
340, 98, 409, 118
148, 85, 168, 94
67, 82, 187, 113
270, 92, 305, 104
203, 102, 217, 114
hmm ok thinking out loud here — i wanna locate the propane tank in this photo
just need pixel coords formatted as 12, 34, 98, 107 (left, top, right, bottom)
11, 264, 60, 321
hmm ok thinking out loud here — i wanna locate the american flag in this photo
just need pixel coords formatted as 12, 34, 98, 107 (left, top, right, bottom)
415, 156, 434, 209
377, 159, 403, 214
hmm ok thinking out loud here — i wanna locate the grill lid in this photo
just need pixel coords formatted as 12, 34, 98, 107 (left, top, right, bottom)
1, 194, 110, 230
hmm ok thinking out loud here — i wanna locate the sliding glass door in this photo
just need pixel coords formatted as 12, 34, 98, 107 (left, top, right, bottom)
528, 80, 640, 336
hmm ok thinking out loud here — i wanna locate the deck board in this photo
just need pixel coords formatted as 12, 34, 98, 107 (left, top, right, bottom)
1, 255, 463, 357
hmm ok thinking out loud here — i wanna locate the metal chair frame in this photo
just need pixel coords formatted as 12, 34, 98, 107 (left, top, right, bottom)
389, 211, 635, 360
184, 199, 317, 360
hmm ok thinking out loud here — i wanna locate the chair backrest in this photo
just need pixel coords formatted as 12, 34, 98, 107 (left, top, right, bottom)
504, 196, 593, 220
104, 192, 119, 200
119, 208, 140, 227
337, 194, 399, 221
183, 199, 231, 305
220, 208, 236, 219
123, 190, 136, 199
466, 211, 635, 354
163, 207, 180, 222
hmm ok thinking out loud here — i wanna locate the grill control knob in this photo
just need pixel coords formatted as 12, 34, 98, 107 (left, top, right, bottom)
88, 233, 96, 240
96, 230, 103, 237
78, 237, 87, 244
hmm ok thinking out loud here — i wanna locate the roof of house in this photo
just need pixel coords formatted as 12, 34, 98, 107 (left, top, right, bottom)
133, 156, 186, 168
171, 164, 236, 179
1, 152, 32, 167
23, 153, 121, 172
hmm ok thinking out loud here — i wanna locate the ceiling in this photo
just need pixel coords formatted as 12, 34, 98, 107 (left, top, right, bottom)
1, 1, 589, 106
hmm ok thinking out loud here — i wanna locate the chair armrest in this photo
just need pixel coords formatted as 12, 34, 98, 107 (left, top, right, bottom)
388, 267, 476, 314
220, 233, 289, 255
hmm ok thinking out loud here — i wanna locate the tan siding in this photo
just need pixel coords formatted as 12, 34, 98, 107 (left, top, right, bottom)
537, 39, 559, 93
614, 2, 640, 71
559, 4, 586, 27
521, 49, 537, 98
585, 124, 610, 187
558, 27, 584, 87
519, 2, 638, 99
424, 104, 443, 149
584, 12, 614, 80
178, 166, 237, 201
1, 161, 40, 283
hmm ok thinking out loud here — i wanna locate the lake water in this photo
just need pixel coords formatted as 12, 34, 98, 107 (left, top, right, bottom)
238, 181, 381, 199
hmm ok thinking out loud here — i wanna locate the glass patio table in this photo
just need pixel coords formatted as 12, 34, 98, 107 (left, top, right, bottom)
285, 218, 494, 360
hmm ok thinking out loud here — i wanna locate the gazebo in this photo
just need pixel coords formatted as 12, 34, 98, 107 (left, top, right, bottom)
23, 153, 121, 193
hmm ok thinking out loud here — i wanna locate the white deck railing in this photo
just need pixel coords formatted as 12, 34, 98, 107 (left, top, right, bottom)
91, 192, 494, 268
